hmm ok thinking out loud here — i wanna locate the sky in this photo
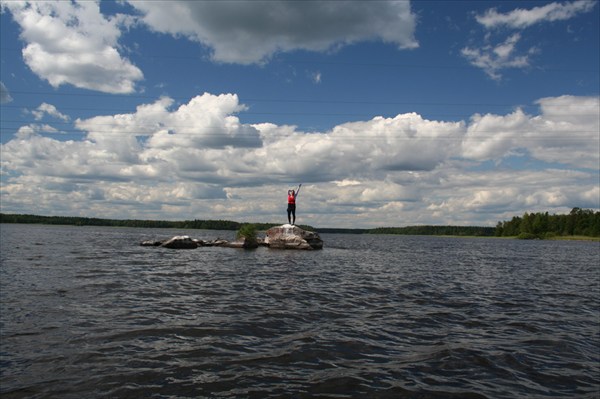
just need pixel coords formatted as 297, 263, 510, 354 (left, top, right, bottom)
1, 0, 599, 229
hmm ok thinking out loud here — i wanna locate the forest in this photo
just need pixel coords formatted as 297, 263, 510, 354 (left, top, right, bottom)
0, 213, 249, 231
367, 209, 600, 238
494, 208, 600, 238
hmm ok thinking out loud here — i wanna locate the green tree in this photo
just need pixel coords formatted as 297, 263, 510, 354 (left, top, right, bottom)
495, 221, 504, 236
236, 223, 257, 240
520, 212, 533, 235
532, 212, 549, 235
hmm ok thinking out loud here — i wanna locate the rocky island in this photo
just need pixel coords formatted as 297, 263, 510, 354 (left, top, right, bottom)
141, 224, 323, 250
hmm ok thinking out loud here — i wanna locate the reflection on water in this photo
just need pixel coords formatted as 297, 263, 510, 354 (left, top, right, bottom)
1, 224, 599, 398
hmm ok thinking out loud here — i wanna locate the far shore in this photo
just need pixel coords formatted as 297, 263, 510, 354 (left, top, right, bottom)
1, 213, 599, 241
547, 235, 600, 242
430, 234, 600, 242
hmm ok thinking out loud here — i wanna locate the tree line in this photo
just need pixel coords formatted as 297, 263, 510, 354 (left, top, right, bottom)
495, 208, 600, 238
2, 208, 599, 238
0, 213, 248, 231
0, 213, 311, 232
0, 213, 493, 236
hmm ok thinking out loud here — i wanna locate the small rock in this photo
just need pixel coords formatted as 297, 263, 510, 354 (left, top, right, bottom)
140, 240, 162, 247
161, 235, 198, 249
141, 227, 324, 251
203, 238, 229, 247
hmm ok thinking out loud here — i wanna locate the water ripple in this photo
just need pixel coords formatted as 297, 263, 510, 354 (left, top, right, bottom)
1, 225, 599, 398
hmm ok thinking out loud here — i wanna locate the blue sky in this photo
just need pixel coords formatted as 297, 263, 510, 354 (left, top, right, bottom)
1, 0, 598, 228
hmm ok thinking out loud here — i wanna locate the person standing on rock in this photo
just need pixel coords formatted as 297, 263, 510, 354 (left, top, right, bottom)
287, 184, 302, 225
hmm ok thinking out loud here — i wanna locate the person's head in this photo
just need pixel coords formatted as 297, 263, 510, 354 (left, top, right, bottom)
288, 189, 294, 195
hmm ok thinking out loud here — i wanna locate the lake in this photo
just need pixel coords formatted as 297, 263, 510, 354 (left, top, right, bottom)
1, 223, 598, 398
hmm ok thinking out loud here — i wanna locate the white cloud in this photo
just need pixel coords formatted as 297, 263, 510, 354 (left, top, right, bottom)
14, 124, 59, 139
4, 0, 143, 93
425, 167, 598, 224
31, 103, 70, 121
0, 82, 13, 104
462, 95, 599, 169
73, 93, 262, 171
475, 0, 597, 29
1, 93, 598, 227
312, 71, 322, 84
464, 1, 597, 79
461, 33, 536, 80
128, 0, 418, 64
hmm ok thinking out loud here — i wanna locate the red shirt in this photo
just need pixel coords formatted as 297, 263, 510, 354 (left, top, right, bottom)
288, 194, 296, 204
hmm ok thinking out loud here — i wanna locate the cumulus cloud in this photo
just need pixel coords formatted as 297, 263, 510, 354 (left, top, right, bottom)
3, 0, 143, 93
426, 167, 599, 224
462, 95, 599, 169
74, 93, 262, 169
475, 0, 597, 29
1, 93, 598, 227
14, 124, 60, 139
245, 113, 464, 188
127, 0, 418, 64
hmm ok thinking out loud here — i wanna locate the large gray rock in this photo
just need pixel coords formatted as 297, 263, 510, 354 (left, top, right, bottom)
264, 224, 323, 250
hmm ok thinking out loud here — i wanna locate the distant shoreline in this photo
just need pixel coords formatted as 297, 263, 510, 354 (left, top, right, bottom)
1, 213, 598, 241
0, 212, 493, 236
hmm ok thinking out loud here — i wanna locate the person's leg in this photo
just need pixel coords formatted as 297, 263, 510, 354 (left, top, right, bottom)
292, 205, 296, 225
287, 206, 292, 224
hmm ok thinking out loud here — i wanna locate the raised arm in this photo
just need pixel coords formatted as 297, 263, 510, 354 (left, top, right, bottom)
295, 183, 302, 197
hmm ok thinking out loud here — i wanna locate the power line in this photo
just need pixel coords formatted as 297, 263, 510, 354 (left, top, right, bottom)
1, 89, 534, 107
2, 46, 597, 73
0, 126, 597, 141
0, 107, 476, 119
1, 117, 599, 131
4, 90, 597, 110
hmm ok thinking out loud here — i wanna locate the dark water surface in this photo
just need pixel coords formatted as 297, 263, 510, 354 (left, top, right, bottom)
1, 224, 598, 398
